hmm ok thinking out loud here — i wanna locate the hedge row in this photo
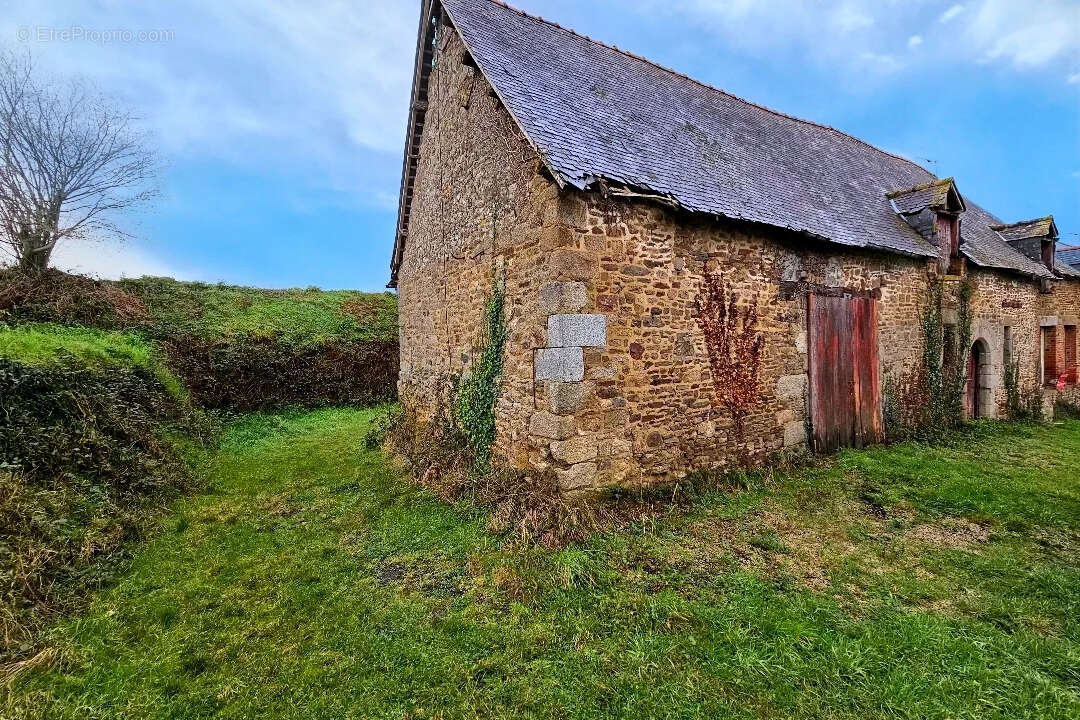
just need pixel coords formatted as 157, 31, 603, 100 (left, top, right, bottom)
0, 269, 401, 412
0, 358, 206, 660
162, 337, 399, 411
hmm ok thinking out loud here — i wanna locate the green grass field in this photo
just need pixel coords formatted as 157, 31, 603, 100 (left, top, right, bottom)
6, 410, 1079, 719
117, 277, 398, 346
0, 323, 185, 399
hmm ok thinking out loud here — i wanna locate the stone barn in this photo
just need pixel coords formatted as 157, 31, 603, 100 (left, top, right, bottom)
390, 0, 1080, 492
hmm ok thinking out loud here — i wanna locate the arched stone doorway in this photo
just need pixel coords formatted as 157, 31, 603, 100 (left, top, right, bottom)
966, 339, 992, 418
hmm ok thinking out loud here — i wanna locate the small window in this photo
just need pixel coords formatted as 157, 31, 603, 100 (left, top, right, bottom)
1042, 240, 1055, 271
1003, 326, 1012, 368
1042, 326, 1058, 386
1066, 325, 1077, 384
943, 324, 957, 367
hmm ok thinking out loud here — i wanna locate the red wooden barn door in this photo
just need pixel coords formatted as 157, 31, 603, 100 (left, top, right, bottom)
808, 294, 882, 453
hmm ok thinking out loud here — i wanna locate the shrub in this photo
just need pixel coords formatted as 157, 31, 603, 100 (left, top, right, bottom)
1003, 355, 1045, 421
0, 270, 401, 412
0, 268, 148, 329
161, 336, 399, 411
0, 357, 206, 660
883, 279, 972, 442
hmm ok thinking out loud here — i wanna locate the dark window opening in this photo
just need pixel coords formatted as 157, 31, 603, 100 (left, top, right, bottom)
943, 324, 957, 368
1042, 239, 1056, 271
1043, 326, 1058, 386
1003, 326, 1012, 368
1066, 325, 1077, 384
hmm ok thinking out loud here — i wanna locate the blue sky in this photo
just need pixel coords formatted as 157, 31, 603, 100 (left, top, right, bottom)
3, 0, 1078, 290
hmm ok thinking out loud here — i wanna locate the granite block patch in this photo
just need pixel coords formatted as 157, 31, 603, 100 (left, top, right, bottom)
548, 314, 607, 348
535, 347, 585, 382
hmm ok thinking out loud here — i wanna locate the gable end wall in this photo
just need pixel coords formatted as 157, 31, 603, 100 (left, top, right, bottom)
396, 23, 558, 464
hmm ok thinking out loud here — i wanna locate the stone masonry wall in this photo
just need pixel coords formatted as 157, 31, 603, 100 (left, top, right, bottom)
1038, 277, 1080, 408
521, 193, 1074, 492
962, 269, 1080, 414
396, 23, 556, 464
523, 193, 940, 491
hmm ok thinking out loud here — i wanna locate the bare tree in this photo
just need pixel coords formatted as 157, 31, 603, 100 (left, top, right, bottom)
0, 52, 157, 273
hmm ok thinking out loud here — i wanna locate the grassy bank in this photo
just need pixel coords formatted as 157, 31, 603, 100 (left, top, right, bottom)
115, 276, 397, 347
8, 410, 1078, 719
0, 270, 400, 410
0, 325, 205, 660
0, 324, 185, 399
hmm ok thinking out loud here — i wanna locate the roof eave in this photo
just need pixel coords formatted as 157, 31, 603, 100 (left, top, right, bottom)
389, 0, 440, 289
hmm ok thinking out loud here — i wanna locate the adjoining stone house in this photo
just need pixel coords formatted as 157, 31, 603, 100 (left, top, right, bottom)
391, 0, 1080, 492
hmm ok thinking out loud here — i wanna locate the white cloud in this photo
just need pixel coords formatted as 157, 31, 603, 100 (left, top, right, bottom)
51, 240, 196, 280
965, 0, 1080, 69
859, 52, 902, 73
1, 1, 418, 204
939, 4, 965, 23
1069, 73, 1080, 84
629, 0, 1078, 79
832, 3, 875, 33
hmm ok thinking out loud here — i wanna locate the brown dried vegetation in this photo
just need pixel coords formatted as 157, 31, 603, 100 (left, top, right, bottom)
693, 272, 764, 444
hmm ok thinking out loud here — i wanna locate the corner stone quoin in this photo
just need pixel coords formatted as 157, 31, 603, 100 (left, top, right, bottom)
535, 347, 585, 382
539, 282, 588, 315
547, 314, 607, 348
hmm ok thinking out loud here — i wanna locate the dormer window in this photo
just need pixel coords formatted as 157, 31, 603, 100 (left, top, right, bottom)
991, 216, 1059, 273
888, 178, 967, 275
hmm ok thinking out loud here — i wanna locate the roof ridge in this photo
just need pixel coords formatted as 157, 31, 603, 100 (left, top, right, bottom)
885, 177, 955, 198
475, 0, 932, 177
990, 216, 1055, 230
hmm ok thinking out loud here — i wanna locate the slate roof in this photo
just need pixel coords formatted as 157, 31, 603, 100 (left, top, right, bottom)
964, 205, 1057, 279
1060, 245, 1080, 270
991, 217, 1056, 243
390, 0, 1061, 284
1055, 245, 1080, 278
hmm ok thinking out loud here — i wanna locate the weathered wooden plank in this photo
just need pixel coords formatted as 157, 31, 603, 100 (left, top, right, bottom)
809, 294, 838, 453
852, 297, 882, 445
809, 293, 882, 453
835, 296, 855, 450
865, 298, 883, 443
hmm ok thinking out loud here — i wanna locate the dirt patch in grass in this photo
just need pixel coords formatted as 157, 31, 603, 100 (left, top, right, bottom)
375, 558, 466, 598
907, 519, 990, 549
679, 502, 861, 592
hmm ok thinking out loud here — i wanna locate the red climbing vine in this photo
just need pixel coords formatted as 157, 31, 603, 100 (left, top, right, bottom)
694, 273, 765, 443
